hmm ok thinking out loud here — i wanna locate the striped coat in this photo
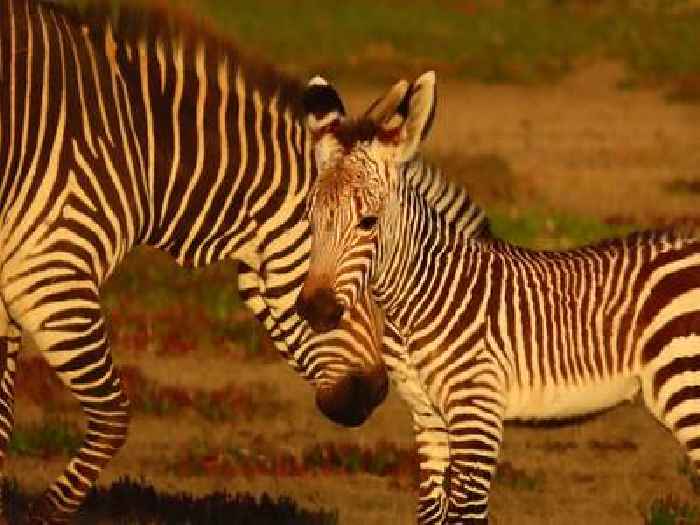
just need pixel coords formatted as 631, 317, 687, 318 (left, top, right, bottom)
0, 1, 394, 521
298, 71, 700, 524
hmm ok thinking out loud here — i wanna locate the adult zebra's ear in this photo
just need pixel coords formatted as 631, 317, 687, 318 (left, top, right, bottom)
303, 76, 346, 170
388, 71, 437, 163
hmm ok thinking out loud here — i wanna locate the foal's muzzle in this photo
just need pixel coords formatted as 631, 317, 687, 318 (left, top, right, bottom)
296, 287, 344, 333
315, 368, 389, 427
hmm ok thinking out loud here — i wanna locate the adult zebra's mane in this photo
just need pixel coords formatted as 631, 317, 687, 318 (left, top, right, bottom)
37, 0, 307, 115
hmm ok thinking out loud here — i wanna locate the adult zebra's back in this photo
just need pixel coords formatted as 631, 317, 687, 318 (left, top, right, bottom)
0, 1, 395, 521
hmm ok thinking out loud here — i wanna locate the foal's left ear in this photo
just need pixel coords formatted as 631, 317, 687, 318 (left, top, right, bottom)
302, 76, 345, 169
389, 71, 437, 163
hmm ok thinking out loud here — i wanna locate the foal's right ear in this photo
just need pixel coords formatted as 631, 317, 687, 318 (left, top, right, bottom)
303, 76, 346, 170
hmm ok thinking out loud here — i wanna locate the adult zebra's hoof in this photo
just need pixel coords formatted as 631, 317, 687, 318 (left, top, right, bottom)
24, 495, 71, 525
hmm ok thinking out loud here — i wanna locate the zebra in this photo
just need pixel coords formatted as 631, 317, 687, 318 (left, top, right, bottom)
297, 70, 700, 524
0, 1, 413, 521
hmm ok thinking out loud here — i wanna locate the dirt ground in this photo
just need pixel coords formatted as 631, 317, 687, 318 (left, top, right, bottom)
10, 63, 700, 524
345, 62, 700, 223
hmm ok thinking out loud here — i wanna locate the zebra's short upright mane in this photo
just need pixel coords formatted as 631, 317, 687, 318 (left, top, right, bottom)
39, 0, 307, 115
403, 156, 492, 240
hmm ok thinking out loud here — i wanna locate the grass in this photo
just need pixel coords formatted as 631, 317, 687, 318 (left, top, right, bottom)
173, 438, 419, 485
2, 477, 339, 525
646, 495, 700, 525
489, 208, 636, 250
16, 356, 283, 422
8, 420, 82, 458
102, 248, 274, 359
677, 459, 700, 494
58, 0, 700, 87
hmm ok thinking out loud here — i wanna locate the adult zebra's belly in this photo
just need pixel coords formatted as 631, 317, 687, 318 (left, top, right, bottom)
503, 376, 641, 420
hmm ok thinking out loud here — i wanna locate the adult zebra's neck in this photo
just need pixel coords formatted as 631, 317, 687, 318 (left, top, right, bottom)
97, 11, 314, 268
6, 1, 315, 271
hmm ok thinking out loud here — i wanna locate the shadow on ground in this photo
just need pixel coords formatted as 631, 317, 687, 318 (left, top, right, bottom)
2, 478, 338, 525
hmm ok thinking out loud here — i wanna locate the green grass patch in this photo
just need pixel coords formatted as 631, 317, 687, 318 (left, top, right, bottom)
677, 459, 700, 494
174, 438, 419, 484
102, 247, 274, 359
646, 495, 700, 525
58, 0, 700, 85
9, 420, 82, 458
489, 208, 636, 249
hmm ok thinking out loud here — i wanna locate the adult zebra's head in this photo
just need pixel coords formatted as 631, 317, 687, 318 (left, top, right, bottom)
297, 72, 437, 333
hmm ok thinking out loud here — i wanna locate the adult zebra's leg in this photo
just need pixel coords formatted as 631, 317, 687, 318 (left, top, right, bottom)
0, 302, 21, 518
444, 371, 504, 524
236, 263, 297, 363
382, 322, 449, 524
11, 281, 130, 523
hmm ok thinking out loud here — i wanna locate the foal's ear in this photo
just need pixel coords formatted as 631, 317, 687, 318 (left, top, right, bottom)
365, 71, 436, 162
394, 71, 437, 162
363, 78, 410, 129
303, 76, 345, 169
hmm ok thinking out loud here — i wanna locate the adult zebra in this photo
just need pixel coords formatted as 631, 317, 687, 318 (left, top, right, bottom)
298, 71, 700, 524
0, 0, 407, 521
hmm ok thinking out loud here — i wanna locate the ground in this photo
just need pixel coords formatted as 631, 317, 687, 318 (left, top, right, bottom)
7, 61, 700, 524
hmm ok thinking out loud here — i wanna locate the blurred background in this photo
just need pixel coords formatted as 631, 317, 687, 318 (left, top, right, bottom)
10, 1, 700, 523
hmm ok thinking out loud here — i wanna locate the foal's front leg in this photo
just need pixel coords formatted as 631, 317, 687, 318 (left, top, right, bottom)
414, 411, 450, 524
444, 373, 505, 524
381, 321, 449, 524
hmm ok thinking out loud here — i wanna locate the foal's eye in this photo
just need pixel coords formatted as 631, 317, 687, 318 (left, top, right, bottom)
358, 216, 378, 231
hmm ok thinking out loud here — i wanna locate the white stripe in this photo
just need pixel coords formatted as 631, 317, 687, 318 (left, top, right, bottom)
83, 26, 114, 145
166, 43, 208, 264
190, 56, 231, 264
65, 20, 97, 158
139, 40, 156, 239
159, 38, 184, 229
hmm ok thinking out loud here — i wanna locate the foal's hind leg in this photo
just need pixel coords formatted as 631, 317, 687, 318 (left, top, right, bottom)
0, 301, 21, 518
641, 336, 700, 492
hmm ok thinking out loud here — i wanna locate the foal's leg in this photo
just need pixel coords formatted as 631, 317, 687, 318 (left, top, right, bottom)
382, 321, 449, 524
444, 370, 505, 524
641, 340, 700, 493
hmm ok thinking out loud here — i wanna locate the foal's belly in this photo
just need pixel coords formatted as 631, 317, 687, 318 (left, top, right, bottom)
503, 376, 641, 420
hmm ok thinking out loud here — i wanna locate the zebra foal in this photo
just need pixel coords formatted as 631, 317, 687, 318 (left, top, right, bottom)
297, 71, 700, 523
0, 1, 407, 521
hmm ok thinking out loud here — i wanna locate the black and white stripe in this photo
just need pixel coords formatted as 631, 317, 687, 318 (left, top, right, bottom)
0, 1, 391, 521
299, 72, 700, 524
